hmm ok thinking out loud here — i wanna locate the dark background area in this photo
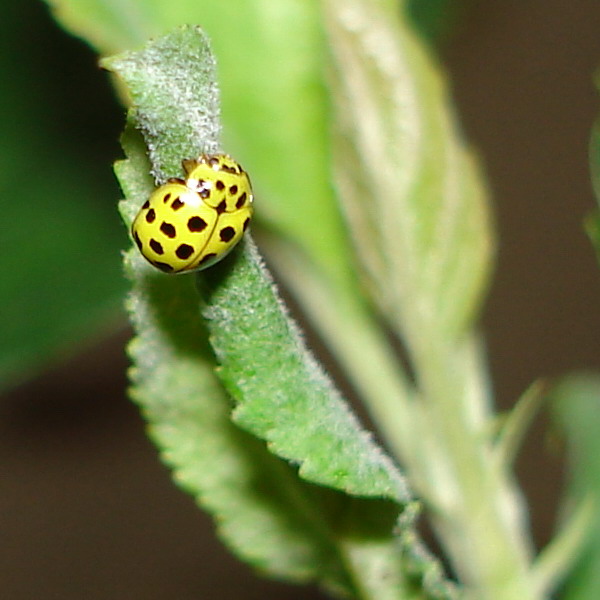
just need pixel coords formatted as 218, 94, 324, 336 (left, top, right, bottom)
2, 1, 600, 598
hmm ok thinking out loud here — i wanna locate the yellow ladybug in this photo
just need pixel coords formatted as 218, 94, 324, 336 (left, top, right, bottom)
131, 154, 253, 273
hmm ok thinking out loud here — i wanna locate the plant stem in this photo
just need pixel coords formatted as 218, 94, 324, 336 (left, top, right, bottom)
406, 331, 539, 600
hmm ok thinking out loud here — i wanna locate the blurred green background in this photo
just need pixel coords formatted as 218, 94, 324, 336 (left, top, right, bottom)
1, 1, 600, 598
0, 2, 126, 390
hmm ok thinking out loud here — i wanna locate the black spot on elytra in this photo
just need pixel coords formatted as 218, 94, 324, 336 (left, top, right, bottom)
160, 222, 176, 238
150, 239, 164, 255
199, 253, 217, 265
243, 217, 250, 231
142, 200, 150, 210
145, 208, 156, 223
216, 199, 227, 214
176, 244, 194, 260
171, 198, 184, 211
188, 216, 207, 232
215, 180, 225, 191
133, 230, 143, 250
162, 193, 172, 203
219, 226, 235, 243
229, 185, 238, 195
153, 261, 174, 273
236, 193, 247, 209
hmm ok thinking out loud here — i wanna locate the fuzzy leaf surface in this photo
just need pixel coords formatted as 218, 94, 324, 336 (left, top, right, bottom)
199, 240, 409, 502
107, 28, 352, 590
117, 126, 357, 592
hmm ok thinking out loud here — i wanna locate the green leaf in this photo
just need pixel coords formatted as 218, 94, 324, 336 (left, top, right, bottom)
121, 168, 352, 591
585, 211, 600, 265
405, 0, 471, 45
550, 374, 600, 600
590, 112, 600, 205
325, 0, 493, 342
0, 2, 126, 389
117, 124, 361, 594
199, 238, 409, 502
533, 494, 594, 598
588, 113, 600, 262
